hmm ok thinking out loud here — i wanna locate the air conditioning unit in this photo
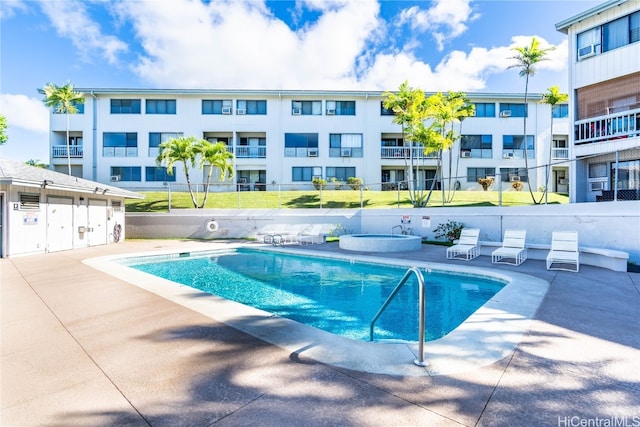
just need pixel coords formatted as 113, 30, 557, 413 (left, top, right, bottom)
559, 178, 569, 185
510, 175, 521, 182
110, 175, 121, 182
292, 108, 301, 115
500, 110, 512, 117
222, 107, 231, 115
590, 181, 605, 191
326, 109, 335, 115
461, 151, 471, 158
341, 148, 352, 157
236, 109, 246, 115
578, 44, 596, 60
308, 149, 318, 157
503, 152, 514, 159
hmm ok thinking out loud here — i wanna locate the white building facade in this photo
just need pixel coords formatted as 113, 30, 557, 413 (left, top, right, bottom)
48, 89, 569, 195
557, 0, 640, 202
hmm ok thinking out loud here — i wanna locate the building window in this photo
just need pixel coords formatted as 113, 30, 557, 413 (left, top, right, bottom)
110, 166, 141, 181
589, 163, 608, 178
467, 168, 496, 183
326, 167, 356, 181
499, 167, 528, 182
552, 104, 569, 118
461, 135, 492, 158
292, 166, 322, 181
146, 99, 176, 114
149, 132, 182, 157
329, 134, 363, 157
381, 102, 395, 116
145, 166, 176, 182
326, 101, 355, 115
503, 135, 534, 158
236, 100, 266, 115
631, 11, 640, 43
611, 159, 640, 190
473, 103, 495, 117
499, 103, 527, 117
103, 132, 138, 157
110, 99, 141, 114
292, 100, 321, 115
285, 133, 318, 157
577, 11, 640, 60
202, 100, 232, 114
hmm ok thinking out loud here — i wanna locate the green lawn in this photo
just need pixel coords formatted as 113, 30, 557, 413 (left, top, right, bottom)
126, 189, 569, 212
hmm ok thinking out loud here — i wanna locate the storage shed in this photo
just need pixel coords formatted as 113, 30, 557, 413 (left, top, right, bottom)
0, 158, 143, 258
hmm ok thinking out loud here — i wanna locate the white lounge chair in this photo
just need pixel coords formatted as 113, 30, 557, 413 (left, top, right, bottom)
492, 229, 528, 266
298, 224, 325, 245
546, 231, 580, 272
446, 228, 480, 261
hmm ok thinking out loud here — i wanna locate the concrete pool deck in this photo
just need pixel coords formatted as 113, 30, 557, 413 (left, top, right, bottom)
2, 239, 639, 426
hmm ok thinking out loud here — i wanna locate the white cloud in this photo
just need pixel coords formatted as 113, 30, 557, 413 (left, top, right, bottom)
39, 0, 127, 64
0, 0, 28, 19
113, 0, 381, 89
398, 0, 478, 51
0, 94, 49, 133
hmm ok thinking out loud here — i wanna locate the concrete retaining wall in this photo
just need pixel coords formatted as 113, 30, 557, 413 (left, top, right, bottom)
126, 201, 640, 264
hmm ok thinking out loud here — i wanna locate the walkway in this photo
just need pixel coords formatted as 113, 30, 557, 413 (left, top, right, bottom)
2, 240, 639, 426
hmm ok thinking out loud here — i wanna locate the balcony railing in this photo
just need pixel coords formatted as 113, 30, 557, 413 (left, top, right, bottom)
236, 146, 266, 158
574, 108, 640, 145
552, 148, 569, 159
52, 145, 83, 158
381, 147, 439, 159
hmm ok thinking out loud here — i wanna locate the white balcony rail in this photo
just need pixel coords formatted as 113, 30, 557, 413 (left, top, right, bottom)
235, 146, 266, 158
551, 148, 569, 159
380, 147, 439, 159
574, 108, 640, 145
51, 145, 83, 158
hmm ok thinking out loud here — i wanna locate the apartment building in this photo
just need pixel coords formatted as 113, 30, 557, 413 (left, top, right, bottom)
557, 0, 640, 202
48, 89, 569, 196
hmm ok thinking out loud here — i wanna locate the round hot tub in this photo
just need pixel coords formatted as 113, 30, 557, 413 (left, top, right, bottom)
339, 234, 422, 253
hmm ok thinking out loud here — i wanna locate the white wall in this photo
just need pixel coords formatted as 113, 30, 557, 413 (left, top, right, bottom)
126, 202, 640, 264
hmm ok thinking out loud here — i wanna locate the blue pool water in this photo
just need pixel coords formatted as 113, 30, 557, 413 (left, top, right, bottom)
125, 248, 505, 342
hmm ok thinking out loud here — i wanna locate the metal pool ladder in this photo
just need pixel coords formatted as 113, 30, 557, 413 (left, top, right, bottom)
369, 266, 428, 367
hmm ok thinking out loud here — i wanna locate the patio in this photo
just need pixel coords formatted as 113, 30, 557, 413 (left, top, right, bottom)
2, 239, 639, 426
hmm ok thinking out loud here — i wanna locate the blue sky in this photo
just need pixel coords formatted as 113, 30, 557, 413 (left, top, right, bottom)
0, 0, 601, 163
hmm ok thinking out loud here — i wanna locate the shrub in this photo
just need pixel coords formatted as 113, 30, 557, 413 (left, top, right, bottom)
477, 177, 494, 191
347, 177, 363, 190
312, 178, 327, 190
434, 220, 465, 243
512, 181, 524, 191
330, 177, 344, 190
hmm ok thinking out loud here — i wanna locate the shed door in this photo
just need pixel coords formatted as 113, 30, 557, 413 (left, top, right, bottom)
47, 197, 74, 252
88, 199, 108, 246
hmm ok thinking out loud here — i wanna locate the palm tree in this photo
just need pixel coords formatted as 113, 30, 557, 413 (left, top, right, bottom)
508, 37, 555, 203
539, 85, 569, 204
42, 82, 85, 175
25, 159, 48, 168
382, 81, 430, 207
195, 139, 235, 208
156, 136, 199, 208
425, 92, 474, 204
0, 115, 7, 146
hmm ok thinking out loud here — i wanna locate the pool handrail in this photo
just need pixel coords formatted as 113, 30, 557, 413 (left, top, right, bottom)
369, 266, 427, 367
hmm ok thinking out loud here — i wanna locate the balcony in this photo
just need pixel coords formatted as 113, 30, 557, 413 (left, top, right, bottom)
552, 148, 569, 159
574, 108, 640, 145
52, 145, 83, 158
236, 146, 266, 158
380, 147, 439, 159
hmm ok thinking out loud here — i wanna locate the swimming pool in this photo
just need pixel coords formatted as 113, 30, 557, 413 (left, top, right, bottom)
85, 243, 549, 376
123, 248, 505, 342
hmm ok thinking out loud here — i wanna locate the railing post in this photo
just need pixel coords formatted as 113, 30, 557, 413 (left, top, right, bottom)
414, 274, 427, 367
